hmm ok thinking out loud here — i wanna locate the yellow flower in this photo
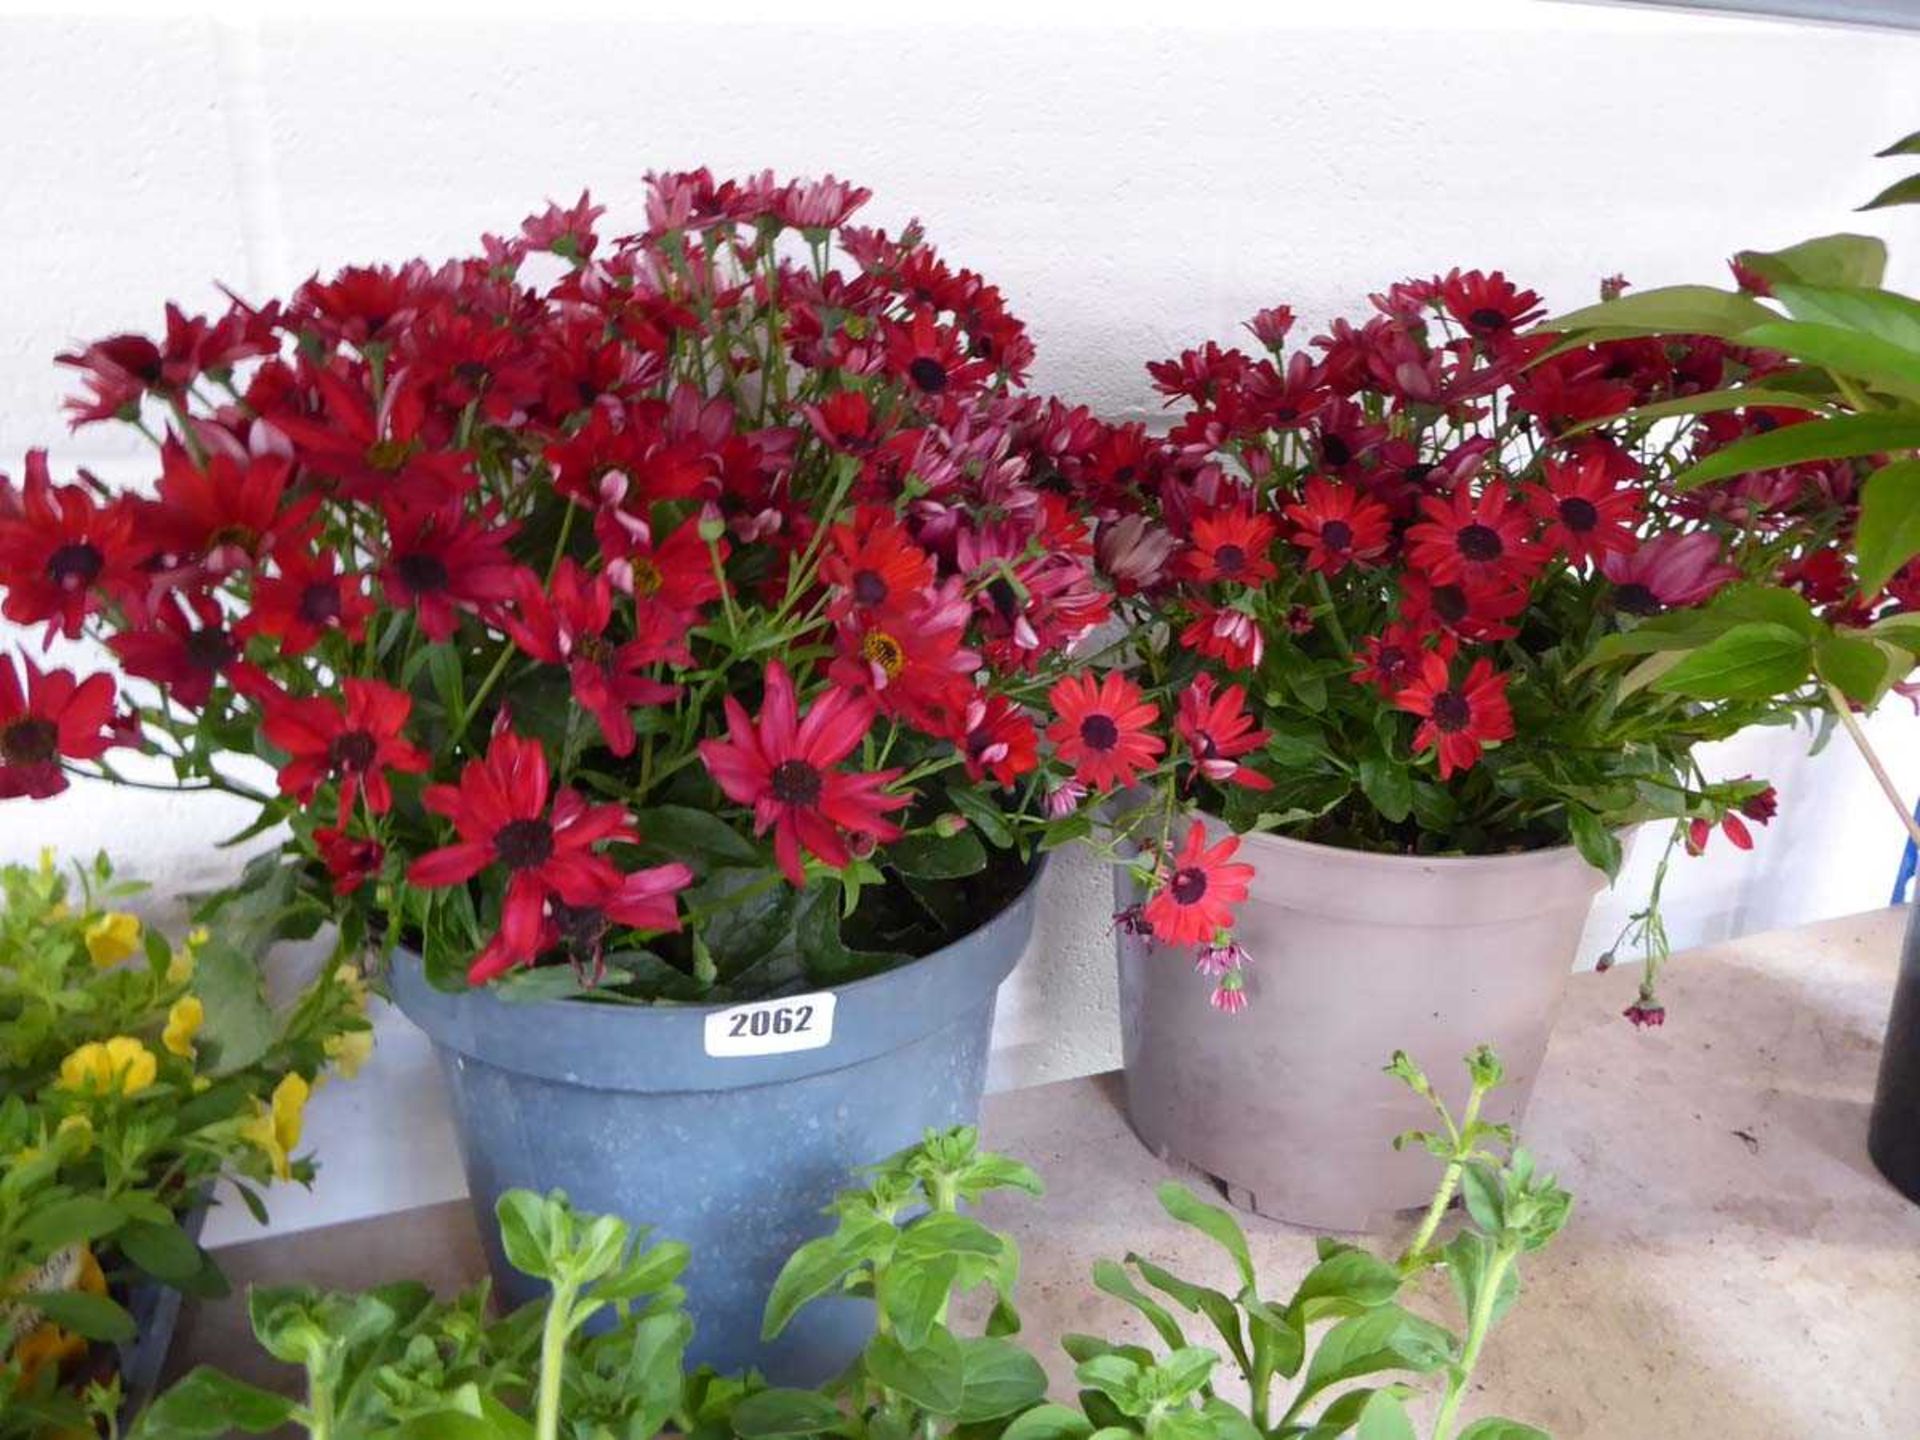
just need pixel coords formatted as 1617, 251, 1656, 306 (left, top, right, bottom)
166, 926, 209, 984
334, 962, 369, 1010
84, 912, 142, 968
56, 1037, 158, 1097
55, 1114, 94, 1158
324, 1028, 373, 1080
242, 1073, 310, 1181
162, 996, 204, 1059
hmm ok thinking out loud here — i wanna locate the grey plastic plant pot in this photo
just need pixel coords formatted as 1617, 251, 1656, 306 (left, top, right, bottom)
1115, 821, 1613, 1232
389, 862, 1040, 1384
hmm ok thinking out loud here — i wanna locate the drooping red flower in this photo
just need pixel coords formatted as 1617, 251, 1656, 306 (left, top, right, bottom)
1175, 675, 1271, 791
377, 505, 525, 642
1439, 269, 1544, 340
1601, 532, 1739, 615
0, 451, 147, 640
257, 678, 429, 823
1395, 654, 1516, 780
1180, 510, 1279, 586
0, 654, 122, 799
1283, 478, 1392, 575
314, 825, 385, 896
1178, 602, 1265, 671
503, 560, 682, 757
408, 730, 637, 984
537, 861, 695, 982
696, 661, 909, 886
240, 549, 377, 656
1046, 672, 1165, 792
1355, 622, 1456, 698
1527, 448, 1642, 565
1143, 821, 1255, 947
949, 692, 1039, 789
821, 509, 935, 622
1405, 486, 1542, 589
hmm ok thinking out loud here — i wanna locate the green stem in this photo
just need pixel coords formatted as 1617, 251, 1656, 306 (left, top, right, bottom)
1397, 1079, 1488, 1274
534, 1282, 576, 1440
1312, 572, 1352, 658
1431, 1242, 1520, 1440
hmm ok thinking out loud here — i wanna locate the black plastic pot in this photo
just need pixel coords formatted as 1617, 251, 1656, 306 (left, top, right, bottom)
1870, 904, 1920, 1203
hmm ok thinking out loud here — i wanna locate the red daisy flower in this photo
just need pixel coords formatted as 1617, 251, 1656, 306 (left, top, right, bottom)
535, 862, 696, 983
804, 390, 888, 456
240, 550, 376, 657
1601, 533, 1739, 615
107, 595, 256, 710
1405, 486, 1542, 589
1046, 672, 1165, 792
1354, 622, 1456, 698
378, 505, 525, 642
821, 509, 935, 622
1178, 602, 1264, 672
1395, 654, 1516, 780
1439, 269, 1545, 340
1175, 675, 1271, 791
144, 443, 317, 576
949, 692, 1039, 789
0, 654, 121, 799
827, 584, 978, 733
603, 519, 723, 632
696, 661, 909, 886
0, 451, 147, 640
884, 310, 995, 403
1527, 448, 1642, 565
314, 825, 385, 896
1180, 510, 1279, 586
1397, 571, 1528, 646
408, 730, 636, 985
272, 368, 476, 509
257, 677, 429, 824
1283, 477, 1392, 575
504, 560, 683, 757
1143, 821, 1255, 947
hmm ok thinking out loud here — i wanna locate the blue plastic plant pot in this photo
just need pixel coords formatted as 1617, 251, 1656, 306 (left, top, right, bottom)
389, 861, 1039, 1383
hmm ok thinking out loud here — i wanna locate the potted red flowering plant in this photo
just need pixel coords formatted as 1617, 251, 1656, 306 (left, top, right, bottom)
1040, 260, 1884, 1230
0, 171, 1119, 1378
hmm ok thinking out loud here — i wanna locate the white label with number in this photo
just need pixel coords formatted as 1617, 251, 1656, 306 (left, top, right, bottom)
704, 992, 837, 1058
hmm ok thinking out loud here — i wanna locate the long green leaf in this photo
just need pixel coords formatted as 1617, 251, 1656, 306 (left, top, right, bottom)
1156, 1184, 1256, 1291
1736, 321, 1920, 403
1773, 283, 1920, 354
1671, 414, 1920, 489
1734, 234, 1887, 290
1650, 622, 1812, 701
1876, 129, 1920, 158
1861, 174, 1920, 212
1567, 385, 1829, 436
1856, 459, 1920, 595
1542, 285, 1778, 339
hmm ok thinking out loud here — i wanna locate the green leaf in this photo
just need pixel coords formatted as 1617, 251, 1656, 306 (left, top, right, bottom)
1155, 1184, 1255, 1291
23, 1289, 136, 1342
795, 883, 910, 986
495, 1189, 558, 1281
634, 805, 761, 871
999, 1403, 1094, 1440
1543, 284, 1779, 339
1287, 1247, 1402, 1323
1773, 283, 1920, 354
1093, 1259, 1188, 1351
118, 1217, 211, 1284
1566, 806, 1622, 880
1127, 1256, 1249, 1375
17, 1196, 126, 1251
1298, 1306, 1453, 1402
729, 1389, 848, 1438
1735, 234, 1888, 289
1861, 174, 1920, 212
1706, 582, 1818, 636
1242, 1292, 1306, 1381
884, 1254, 959, 1349
955, 1336, 1051, 1421
1355, 1390, 1418, 1440
897, 1212, 1004, 1263
1671, 414, 1920, 489
1357, 756, 1413, 826
1856, 460, 1920, 595
129, 1366, 296, 1438
693, 866, 802, 975
946, 787, 1016, 848
1877, 129, 1920, 158
762, 1218, 892, 1340
885, 828, 989, 879
1456, 1420, 1551, 1440
1651, 622, 1812, 701
1737, 321, 1920, 403
867, 1328, 967, 1416
1815, 629, 1895, 706
1572, 384, 1831, 434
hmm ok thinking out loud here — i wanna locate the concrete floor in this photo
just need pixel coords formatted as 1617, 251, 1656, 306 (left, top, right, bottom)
172, 907, 1920, 1437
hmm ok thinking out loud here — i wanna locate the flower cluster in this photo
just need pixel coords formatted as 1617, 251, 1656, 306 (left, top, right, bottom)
1051, 270, 1864, 1003
0, 174, 1122, 995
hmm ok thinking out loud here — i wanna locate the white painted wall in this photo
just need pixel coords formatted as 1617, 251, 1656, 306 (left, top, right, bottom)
3, 0, 1920, 1241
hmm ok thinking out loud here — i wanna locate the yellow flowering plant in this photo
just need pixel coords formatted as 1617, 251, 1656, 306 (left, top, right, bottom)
0, 853, 369, 1432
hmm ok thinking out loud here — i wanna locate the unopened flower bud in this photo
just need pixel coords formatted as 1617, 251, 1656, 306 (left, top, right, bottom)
697, 504, 727, 544
933, 813, 967, 838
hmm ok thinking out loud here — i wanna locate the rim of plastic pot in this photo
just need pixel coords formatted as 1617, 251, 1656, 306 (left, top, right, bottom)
389, 854, 1046, 1094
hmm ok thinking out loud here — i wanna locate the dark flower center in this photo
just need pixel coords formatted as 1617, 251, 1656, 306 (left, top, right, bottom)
329, 729, 378, 772
366, 437, 414, 472
1750, 412, 1780, 433
1, 717, 58, 766
206, 523, 262, 555
48, 542, 104, 592
769, 759, 823, 807
184, 628, 237, 672
493, 817, 555, 870
575, 633, 613, 666
1614, 582, 1662, 616
1557, 497, 1600, 534
851, 569, 889, 607
299, 581, 343, 625
986, 576, 1020, 620
1169, 866, 1209, 905
1321, 434, 1352, 466
1455, 524, 1504, 562
1320, 520, 1354, 554
1404, 462, 1435, 486
1079, 713, 1120, 752
395, 552, 450, 594
1468, 307, 1509, 332
1212, 544, 1247, 575
1433, 584, 1469, 624
453, 361, 490, 390
1430, 689, 1472, 733
548, 898, 609, 952
907, 357, 949, 394
1376, 644, 1409, 681
861, 631, 906, 678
